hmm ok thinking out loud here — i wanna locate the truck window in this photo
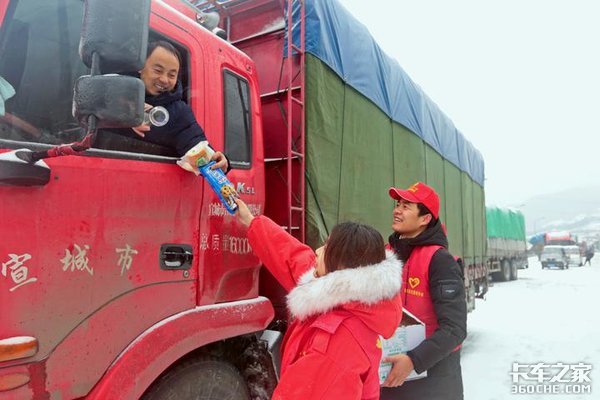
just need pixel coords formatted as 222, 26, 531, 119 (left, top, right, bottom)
223, 70, 252, 169
0, 0, 88, 146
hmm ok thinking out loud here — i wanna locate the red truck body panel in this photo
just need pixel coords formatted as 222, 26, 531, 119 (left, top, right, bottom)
1, 0, 271, 397
0, 0, 7, 25
545, 231, 575, 245
163, 0, 304, 319
86, 297, 273, 400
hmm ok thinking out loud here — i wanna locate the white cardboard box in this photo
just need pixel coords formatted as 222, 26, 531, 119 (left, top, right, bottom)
378, 308, 427, 383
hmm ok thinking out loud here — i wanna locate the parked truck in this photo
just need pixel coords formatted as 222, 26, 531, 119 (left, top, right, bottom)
542, 231, 581, 268
545, 231, 577, 246
486, 206, 528, 282
0, 0, 488, 398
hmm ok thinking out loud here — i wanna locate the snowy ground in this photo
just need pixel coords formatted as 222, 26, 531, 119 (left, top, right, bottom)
462, 256, 599, 400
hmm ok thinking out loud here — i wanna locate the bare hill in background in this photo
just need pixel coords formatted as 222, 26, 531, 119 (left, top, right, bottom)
508, 186, 600, 242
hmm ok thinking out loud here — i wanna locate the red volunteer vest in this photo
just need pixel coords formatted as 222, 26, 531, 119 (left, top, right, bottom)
402, 245, 442, 338
402, 245, 461, 351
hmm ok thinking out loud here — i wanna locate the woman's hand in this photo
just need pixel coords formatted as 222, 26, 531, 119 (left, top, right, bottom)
235, 198, 254, 227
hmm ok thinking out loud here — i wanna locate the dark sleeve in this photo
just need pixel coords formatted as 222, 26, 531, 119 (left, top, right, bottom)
169, 104, 231, 173
165, 103, 207, 156
406, 249, 467, 373
140, 102, 206, 156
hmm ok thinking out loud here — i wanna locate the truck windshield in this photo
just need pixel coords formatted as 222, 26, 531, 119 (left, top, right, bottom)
0, 0, 88, 145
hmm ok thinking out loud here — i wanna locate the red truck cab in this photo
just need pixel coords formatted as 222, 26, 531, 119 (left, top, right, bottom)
0, 0, 279, 398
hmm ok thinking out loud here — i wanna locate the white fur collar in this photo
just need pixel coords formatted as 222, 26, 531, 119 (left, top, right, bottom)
287, 250, 402, 320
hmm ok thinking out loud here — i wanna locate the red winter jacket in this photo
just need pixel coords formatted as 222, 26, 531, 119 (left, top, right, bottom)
247, 216, 403, 400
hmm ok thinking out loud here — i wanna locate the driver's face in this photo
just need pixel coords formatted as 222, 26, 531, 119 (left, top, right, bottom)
140, 46, 179, 96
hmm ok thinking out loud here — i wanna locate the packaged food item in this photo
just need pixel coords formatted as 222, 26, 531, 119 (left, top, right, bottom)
176, 141, 214, 175
177, 141, 238, 213
199, 161, 238, 214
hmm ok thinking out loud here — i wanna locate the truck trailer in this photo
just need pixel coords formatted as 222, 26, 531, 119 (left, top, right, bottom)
0, 0, 487, 398
486, 206, 528, 282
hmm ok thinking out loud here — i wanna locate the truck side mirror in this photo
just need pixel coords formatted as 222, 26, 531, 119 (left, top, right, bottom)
74, 0, 151, 130
73, 75, 145, 129
79, 0, 151, 73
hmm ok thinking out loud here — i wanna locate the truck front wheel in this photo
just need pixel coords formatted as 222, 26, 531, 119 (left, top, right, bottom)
142, 358, 250, 400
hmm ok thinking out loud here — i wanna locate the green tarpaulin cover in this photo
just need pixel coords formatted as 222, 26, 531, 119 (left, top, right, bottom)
305, 55, 486, 264
486, 207, 526, 241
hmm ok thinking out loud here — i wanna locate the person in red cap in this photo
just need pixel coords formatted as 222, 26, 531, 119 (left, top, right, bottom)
380, 182, 467, 400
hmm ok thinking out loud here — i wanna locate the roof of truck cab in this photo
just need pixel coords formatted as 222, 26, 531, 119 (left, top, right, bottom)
157, 0, 257, 66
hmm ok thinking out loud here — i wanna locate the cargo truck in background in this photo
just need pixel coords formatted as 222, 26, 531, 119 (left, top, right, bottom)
0, 0, 489, 398
485, 207, 528, 282
545, 231, 577, 246
543, 231, 582, 267
529, 230, 579, 262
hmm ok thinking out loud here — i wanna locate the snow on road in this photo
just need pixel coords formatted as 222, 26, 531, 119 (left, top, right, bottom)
462, 257, 599, 400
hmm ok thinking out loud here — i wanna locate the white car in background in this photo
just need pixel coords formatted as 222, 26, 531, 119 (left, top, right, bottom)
564, 245, 583, 267
540, 245, 569, 269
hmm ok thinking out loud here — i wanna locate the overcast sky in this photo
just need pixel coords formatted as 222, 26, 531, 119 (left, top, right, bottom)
339, 0, 600, 206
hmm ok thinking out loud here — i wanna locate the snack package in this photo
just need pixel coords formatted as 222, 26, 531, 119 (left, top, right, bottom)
177, 141, 238, 213
199, 161, 238, 214
176, 140, 214, 175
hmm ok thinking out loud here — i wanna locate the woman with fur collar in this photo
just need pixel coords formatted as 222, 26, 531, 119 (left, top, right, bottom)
235, 198, 403, 400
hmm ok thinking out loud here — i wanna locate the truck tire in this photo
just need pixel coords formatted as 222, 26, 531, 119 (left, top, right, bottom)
492, 259, 511, 282
142, 358, 250, 400
509, 260, 518, 281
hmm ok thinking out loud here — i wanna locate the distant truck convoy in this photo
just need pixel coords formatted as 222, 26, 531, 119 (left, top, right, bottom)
534, 231, 584, 268
485, 207, 528, 282
529, 230, 581, 262
541, 231, 583, 268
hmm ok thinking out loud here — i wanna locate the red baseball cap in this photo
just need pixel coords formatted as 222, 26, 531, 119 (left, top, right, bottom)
388, 182, 440, 219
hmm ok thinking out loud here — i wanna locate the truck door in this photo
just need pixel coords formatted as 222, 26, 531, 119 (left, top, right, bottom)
0, 0, 205, 397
